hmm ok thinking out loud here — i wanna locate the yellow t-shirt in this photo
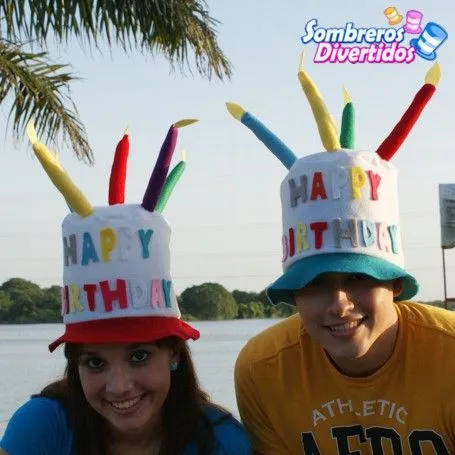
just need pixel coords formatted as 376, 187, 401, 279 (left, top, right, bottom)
235, 302, 455, 454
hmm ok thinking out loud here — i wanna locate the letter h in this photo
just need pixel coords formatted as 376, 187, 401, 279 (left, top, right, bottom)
288, 176, 308, 207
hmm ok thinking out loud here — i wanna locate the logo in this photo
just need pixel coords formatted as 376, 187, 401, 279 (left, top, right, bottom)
301, 7, 448, 64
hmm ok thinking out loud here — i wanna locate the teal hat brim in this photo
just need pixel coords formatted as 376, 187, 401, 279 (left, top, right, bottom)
266, 253, 418, 305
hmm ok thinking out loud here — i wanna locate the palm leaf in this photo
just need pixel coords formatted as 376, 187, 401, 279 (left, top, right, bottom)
0, 0, 232, 80
0, 39, 93, 163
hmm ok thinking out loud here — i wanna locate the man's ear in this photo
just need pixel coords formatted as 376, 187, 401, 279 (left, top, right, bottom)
392, 278, 404, 298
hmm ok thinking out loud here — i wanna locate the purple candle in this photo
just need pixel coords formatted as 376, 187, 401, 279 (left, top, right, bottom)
142, 119, 197, 212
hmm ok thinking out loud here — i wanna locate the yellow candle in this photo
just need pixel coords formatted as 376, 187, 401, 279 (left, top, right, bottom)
298, 52, 340, 151
26, 121, 93, 217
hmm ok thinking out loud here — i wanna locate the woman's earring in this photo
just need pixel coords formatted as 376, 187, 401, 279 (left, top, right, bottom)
170, 361, 179, 372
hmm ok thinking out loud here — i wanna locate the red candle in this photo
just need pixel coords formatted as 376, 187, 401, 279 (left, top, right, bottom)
376, 85, 435, 161
376, 63, 440, 161
109, 132, 129, 205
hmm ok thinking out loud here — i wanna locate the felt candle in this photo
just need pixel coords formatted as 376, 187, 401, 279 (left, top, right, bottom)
155, 150, 187, 213
376, 62, 441, 161
340, 87, 355, 149
52, 148, 73, 212
142, 119, 197, 212
109, 130, 129, 205
26, 120, 93, 217
226, 102, 297, 170
298, 52, 340, 152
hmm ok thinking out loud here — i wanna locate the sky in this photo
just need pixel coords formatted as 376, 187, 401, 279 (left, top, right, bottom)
0, 0, 454, 302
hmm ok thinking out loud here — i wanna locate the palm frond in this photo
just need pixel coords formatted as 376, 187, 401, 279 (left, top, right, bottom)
0, 39, 93, 163
0, 0, 232, 80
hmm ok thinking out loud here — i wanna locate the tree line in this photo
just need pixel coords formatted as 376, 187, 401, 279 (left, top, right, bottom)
0, 278, 295, 324
0, 278, 448, 324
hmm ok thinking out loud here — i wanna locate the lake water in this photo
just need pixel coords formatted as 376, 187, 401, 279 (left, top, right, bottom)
0, 319, 279, 436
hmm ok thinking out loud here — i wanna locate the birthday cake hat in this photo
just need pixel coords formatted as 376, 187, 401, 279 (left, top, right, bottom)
227, 53, 441, 305
26, 118, 200, 351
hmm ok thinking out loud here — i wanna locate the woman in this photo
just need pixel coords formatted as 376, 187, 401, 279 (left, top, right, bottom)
0, 120, 251, 455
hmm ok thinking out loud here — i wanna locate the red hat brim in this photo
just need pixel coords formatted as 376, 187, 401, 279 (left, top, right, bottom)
48, 316, 200, 352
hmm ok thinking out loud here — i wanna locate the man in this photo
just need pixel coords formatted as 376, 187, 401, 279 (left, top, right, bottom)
227, 56, 455, 454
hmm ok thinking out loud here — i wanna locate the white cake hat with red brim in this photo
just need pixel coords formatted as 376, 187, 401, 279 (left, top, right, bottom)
26, 119, 200, 351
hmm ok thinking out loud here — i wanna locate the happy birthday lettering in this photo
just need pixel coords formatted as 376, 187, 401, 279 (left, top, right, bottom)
288, 166, 382, 206
62, 278, 173, 315
282, 218, 398, 261
63, 227, 153, 267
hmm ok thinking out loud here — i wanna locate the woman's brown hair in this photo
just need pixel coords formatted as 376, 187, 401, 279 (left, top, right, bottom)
32, 337, 230, 454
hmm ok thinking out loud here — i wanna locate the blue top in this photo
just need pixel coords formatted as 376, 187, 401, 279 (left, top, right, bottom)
0, 398, 252, 454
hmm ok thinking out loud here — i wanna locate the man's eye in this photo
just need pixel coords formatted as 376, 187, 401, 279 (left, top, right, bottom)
307, 277, 323, 287
349, 274, 365, 281
350, 273, 373, 281
349, 274, 377, 285
130, 350, 150, 363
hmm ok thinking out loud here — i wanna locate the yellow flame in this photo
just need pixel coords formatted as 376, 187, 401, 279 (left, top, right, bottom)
181, 149, 188, 161
342, 87, 351, 105
173, 119, 199, 128
425, 62, 441, 86
25, 120, 38, 145
225, 102, 246, 121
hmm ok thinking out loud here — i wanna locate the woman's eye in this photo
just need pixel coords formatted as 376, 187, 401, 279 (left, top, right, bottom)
83, 357, 104, 370
130, 350, 150, 363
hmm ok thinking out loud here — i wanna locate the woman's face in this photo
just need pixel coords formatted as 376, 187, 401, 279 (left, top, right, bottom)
77, 342, 177, 438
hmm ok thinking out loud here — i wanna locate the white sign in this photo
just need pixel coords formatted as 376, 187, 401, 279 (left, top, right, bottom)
439, 184, 455, 249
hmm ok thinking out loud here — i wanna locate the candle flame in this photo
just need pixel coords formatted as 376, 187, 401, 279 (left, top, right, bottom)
174, 119, 199, 128
425, 62, 441, 86
342, 87, 351, 105
26, 119, 38, 145
226, 102, 246, 121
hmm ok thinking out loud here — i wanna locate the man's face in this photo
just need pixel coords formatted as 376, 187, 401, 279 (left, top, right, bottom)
294, 272, 402, 376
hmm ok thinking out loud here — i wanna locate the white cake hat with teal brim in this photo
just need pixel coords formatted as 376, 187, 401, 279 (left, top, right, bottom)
226, 53, 441, 305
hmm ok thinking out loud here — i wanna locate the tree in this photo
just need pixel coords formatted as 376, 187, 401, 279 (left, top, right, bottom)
237, 301, 265, 319
1, 277, 43, 294
232, 287, 297, 318
271, 302, 296, 318
0, 0, 232, 163
34, 285, 62, 322
180, 282, 238, 320
232, 289, 261, 305
257, 289, 269, 305
0, 277, 45, 322
0, 290, 13, 322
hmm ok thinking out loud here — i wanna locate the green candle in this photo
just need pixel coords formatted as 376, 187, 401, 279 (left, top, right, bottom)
340, 87, 355, 149
155, 151, 187, 213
